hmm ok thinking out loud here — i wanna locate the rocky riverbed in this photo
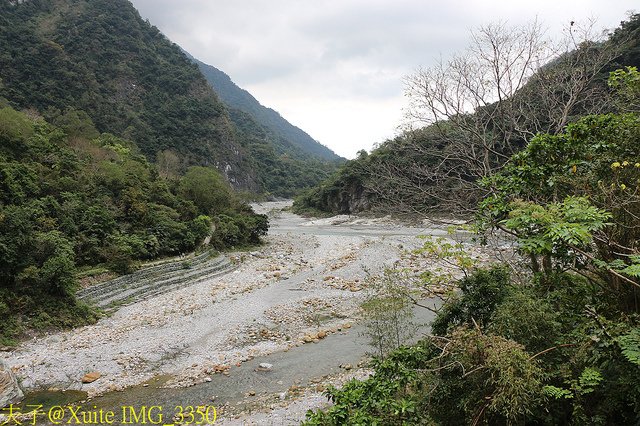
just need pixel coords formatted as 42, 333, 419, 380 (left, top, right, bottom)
2, 201, 497, 424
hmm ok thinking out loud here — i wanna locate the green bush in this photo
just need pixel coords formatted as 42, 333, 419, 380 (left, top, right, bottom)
430, 266, 512, 335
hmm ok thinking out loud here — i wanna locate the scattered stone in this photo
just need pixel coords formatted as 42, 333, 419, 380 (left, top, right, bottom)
258, 363, 273, 370
317, 330, 327, 339
248, 390, 256, 396
204, 377, 212, 383
81, 372, 102, 384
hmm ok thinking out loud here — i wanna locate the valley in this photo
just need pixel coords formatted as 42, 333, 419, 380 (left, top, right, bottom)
4, 202, 487, 424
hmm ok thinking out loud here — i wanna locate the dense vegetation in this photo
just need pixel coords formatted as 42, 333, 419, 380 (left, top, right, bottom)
0, 0, 339, 197
295, 15, 640, 217
304, 57, 640, 426
0, 104, 267, 345
0, 0, 259, 188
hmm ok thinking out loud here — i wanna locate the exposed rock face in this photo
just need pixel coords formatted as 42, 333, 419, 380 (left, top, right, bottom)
326, 181, 372, 215
0, 359, 23, 408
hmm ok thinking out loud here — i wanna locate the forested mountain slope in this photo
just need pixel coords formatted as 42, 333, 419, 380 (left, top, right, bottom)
0, 0, 256, 188
189, 54, 344, 197
0, 0, 342, 196
191, 55, 340, 161
295, 15, 640, 216
0, 0, 282, 344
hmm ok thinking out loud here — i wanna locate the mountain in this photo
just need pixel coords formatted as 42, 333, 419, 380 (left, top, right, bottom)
0, 0, 257, 187
184, 53, 344, 197
295, 14, 640, 216
189, 54, 341, 162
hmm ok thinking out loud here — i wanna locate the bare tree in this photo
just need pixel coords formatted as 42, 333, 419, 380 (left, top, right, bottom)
368, 19, 624, 216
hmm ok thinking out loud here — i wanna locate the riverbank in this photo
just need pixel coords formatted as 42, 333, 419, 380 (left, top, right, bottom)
3, 201, 494, 424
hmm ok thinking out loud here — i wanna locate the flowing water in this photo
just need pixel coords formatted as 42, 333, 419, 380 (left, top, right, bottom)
18, 203, 452, 424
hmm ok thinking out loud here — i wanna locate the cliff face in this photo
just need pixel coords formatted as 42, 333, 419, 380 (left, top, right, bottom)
0, 0, 257, 189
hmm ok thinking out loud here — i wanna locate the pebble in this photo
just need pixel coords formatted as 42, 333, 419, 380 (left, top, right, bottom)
8, 204, 490, 419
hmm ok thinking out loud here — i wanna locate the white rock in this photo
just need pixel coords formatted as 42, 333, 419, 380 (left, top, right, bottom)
0, 360, 23, 407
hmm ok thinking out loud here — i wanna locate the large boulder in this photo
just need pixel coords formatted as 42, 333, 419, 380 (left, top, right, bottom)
0, 359, 23, 408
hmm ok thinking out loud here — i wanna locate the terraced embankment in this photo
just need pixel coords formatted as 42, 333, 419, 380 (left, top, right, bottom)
76, 252, 233, 309
5, 201, 495, 425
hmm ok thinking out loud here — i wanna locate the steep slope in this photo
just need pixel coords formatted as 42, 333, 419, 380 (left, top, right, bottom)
229, 107, 343, 197
295, 14, 640, 216
190, 55, 341, 161
0, 104, 268, 344
0, 0, 255, 189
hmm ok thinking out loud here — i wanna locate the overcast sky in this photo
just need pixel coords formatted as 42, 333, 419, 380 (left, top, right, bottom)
129, 0, 637, 159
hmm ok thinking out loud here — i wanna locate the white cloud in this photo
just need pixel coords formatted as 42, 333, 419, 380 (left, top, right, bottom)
129, 0, 637, 158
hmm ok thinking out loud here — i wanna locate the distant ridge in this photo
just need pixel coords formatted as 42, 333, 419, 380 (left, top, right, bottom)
187, 53, 342, 161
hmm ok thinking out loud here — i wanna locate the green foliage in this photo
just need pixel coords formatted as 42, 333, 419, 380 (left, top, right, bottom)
479, 108, 640, 294
304, 344, 437, 425
0, 0, 342, 196
489, 287, 561, 353
308, 267, 640, 424
431, 266, 511, 335
0, 106, 34, 150
0, 106, 268, 344
306, 324, 546, 425
0, 0, 257, 189
293, 150, 371, 214
543, 385, 574, 400
499, 197, 612, 274
360, 269, 418, 359
609, 66, 640, 112
179, 166, 232, 215
618, 328, 640, 366
210, 211, 268, 249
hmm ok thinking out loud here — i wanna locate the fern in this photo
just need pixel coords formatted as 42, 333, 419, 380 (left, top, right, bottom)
620, 263, 640, 278
543, 385, 573, 399
618, 328, 640, 366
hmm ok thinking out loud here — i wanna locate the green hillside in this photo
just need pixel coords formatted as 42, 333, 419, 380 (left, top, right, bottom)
229, 107, 344, 197
0, 104, 268, 344
0, 0, 256, 188
190, 55, 341, 161
295, 15, 640, 217
188, 54, 344, 197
